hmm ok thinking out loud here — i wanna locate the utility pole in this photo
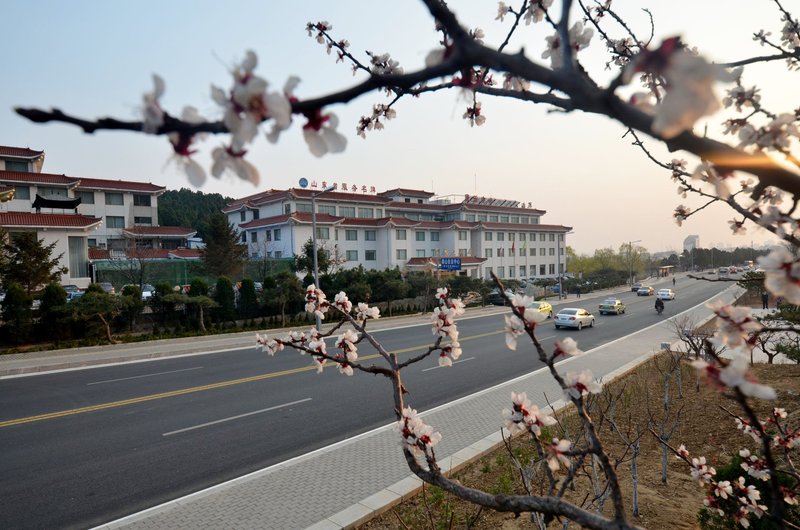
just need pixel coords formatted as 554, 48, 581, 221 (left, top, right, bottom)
310, 183, 336, 331
628, 239, 641, 287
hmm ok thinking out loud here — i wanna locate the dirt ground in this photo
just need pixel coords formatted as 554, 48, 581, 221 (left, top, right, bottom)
359, 314, 800, 529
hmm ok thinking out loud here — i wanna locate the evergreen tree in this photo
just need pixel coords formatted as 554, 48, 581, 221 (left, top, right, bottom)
238, 278, 259, 318
201, 212, 247, 278
1, 232, 68, 294
1, 282, 32, 344
38, 282, 69, 341
158, 188, 233, 240
294, 238, 331, 277
213, 276, 236, 323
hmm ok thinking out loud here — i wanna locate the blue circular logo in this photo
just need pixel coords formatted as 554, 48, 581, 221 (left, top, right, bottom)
299, 178, 309, 188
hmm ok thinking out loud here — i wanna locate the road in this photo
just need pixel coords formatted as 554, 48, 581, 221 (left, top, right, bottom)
0, 276, 727, 529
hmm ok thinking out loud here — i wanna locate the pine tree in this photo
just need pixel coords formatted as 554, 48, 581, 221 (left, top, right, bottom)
1, 232, 68, 294
201, 212, 247, 277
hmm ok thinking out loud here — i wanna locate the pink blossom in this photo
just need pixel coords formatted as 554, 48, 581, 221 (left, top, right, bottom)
504, 314, 525, 350
739, 449, 770, 481
141, 74, 165, 134
689, 455, 716, 485
563, 370, 603, 400
676, 444, 690, 459
758, 247, 800, 304
523, 0, 553, 25
302, 110, 347, 157
168, 106, 207, 187
714, 480, 733, 499
336, 329, 359, 362
304, 285, 330, 319
542, 21, 593, 69
463, 102, 486, 127
673, 204, 691, 226
432, 307, 459, 340
356, 302, 380, 322
495, 1, 510, 22
691, 356, 776, 400
334, 291, 353, 313
396, 406, 442, 459
210, 145, 260, 185
546, 438, 572, 471
438, 341, 462, 367
337, 362, 354, 376
256, 333, 284, 355
692, 162, 734, 199
706, 301, 763, 350
553, 337, 582, 357
501, 391, 556, 437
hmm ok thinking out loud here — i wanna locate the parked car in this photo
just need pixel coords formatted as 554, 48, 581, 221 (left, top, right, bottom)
96, 282, 116, 294
637, 286, 655, 296
551, 284, 561, 294
487, 288, 515, 306
598, 298, 626, 315
62, 284, 81, 293
141, 284, 156, 300
66, 291, 84, 302
526, 300, 553, 318
631, 282, 644, 292
554, 308, 595, 330
657, 288, 676, 300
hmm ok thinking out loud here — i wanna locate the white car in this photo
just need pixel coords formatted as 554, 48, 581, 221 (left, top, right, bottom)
657, 288, 675, 300
554, 308, 595, 330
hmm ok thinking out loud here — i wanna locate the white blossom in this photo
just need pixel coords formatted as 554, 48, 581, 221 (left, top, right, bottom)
542, 21, 594, 69
334, 291, 353, 313
553, 337, 582, 357
504, 314, 525, 350
141, 74, 165, 134
210, 146, 260, 185
303, 112, 347, 157
501, 391, 556, 437
758, 247, 800, 304
546, 438, 572, 471
356, 302, 380, 322
563, 370, 603, 400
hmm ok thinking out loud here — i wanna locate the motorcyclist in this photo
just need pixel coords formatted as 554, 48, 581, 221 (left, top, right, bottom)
655, 297, 665, 313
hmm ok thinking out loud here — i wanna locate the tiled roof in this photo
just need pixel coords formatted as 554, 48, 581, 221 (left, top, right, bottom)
76, 177, 165, 193
338, 217, 391, 227
386, 201, 458, 211
89, 248, 202, 260
379, 188, 435, 198
387, 217, 421, 227
406, 256, 487, 266
289, 212, 344, 225
122, 226, 197, 238
0, 211, 101, 229
168, 248, 202, 259
461, 203, 545, 215
88, 248, 111, 260
288, 188, 391, 204
480, 222, 572, 231
0, 146, 44, 158
239, 213, 292, 229
0, 170, 78, 186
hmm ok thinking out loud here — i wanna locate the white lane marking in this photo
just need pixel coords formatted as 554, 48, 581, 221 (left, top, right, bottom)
162, 398, 312, 437
87, 366, 204, 385
421, 357, 475, 372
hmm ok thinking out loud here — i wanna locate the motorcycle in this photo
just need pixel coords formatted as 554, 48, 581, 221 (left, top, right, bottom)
655, 300, 664, 315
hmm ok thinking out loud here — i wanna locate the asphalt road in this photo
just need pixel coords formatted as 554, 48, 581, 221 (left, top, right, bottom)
0, 275, 728, 529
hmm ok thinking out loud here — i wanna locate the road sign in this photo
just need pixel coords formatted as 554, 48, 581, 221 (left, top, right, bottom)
440, 257, 462, 271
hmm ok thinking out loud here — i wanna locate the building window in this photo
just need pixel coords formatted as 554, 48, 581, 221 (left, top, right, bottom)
500, 215, 509, 223
105, 192, 124, 205
466, 214, 476, 222
375, 209, 383, 217
549, 264, 555, 274
489, 215, 499, 222
549, 233, 555, 241
14, 185, 30, 200
521, 216, 529, 224
345, 229, 357, 241
458, 248, 467, 256
485, 248, 493, 258
540, 248, 546, 256
241, 232, 246, 243
39, 186, 68, 198
274, 251, 282, 258
532, 216, 540, 224
484, 232, 493, 241
296, 202, 312, 213
509, 233, 515, 241
509, 267, 515, 277
549, 248, 555, 256
5, 160, 27, 172
519, 233, 526, 241
529, 248, 535, 256
416, 249, 426, 257
240, 211, 246, 222
396, 249, 407, 260
559, 233, 564, 241
396, 229, 406, 240
365, 230, 376, 241
133, 194, 151, 207
404, 198, 411, 203
340, 206, 355, 217
316, 227, 330, 239
519, 266, 526, 277
509, 247, 515, 257
134, 216, 152, 225
530, 265, 536, 276
540, 264, 546, 275
68, 236, 88, 278
346, 250, 358, 261
478, 214, 487, 222
365, 250, 376, 261
497, 266, 505, 278
458, 231, 467, 241
497, 232, 505, 241
318, 204, 336, 215
539, 233, 546, 241
485, 267, 493, 279
274, 229, 281, 241
416, 231, 425, 242
75, 190, 95, 204
560, 247, 564, 255
358, 207, 374, 218
431, 231, 440, 241
106, 216, 124, 229
250, 232, 258, 243
510, 216, 519, 224
88, 238, 97, 247
284, 203, 291, 214
498, 247, 504, 257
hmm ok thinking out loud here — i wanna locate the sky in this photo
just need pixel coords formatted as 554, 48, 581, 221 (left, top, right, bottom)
1, 0, 795, 255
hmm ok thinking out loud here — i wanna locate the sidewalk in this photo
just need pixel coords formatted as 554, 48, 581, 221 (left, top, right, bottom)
0, 280, 639, 378
84, 277, 728, 530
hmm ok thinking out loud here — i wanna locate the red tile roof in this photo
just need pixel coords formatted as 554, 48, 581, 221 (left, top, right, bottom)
0, 211, 101, 229
0, 146, 44, 158
89, 247, 202, 260
168, 248, 202, 259
287, 188, 391, 204
88, 248, 111, 260
480, 222, 571, 232
379, 188, 435, 198
239, 213, 293, 229
0, 170, 78, 186
122, 226, 197, 238
338, 217, 391, 227
76, 177, 165, 193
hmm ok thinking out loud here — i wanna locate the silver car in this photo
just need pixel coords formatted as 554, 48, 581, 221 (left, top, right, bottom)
554, 308, 595, 330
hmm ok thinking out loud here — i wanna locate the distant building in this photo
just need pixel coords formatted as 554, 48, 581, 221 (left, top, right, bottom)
683, 235, 700, 252
0, 145, 198, 288
224, 186, 572, 280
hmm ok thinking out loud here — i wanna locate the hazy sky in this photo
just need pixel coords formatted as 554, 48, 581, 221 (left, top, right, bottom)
1, 1, 794, 255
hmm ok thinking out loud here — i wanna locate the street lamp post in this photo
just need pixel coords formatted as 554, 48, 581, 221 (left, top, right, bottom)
311, 184, 336, 331
628, 239, 641, 287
